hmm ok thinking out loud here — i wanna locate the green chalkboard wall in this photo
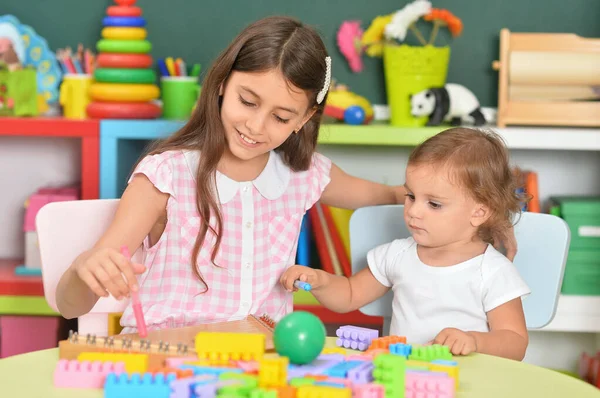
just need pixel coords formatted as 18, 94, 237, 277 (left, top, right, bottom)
2, 0, 598, 106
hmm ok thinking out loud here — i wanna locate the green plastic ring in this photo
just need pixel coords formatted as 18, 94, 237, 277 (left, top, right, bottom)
96, 39, 152, 54
94, 68, 156, 84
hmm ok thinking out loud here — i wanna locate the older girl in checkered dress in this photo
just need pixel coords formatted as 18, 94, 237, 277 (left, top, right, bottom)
55, 16, 409, 333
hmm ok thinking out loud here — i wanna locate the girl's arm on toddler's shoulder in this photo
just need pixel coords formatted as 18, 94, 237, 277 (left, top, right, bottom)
320, 163, 406, 209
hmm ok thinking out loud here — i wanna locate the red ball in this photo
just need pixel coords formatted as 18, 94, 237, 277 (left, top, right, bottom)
115, 0, 136, 6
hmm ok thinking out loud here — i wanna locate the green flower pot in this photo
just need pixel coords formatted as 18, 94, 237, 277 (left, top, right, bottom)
383, 44, 450, 126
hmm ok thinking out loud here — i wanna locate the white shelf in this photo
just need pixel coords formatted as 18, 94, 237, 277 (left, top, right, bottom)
540, 295, 600, 332
496, 126, 600, 151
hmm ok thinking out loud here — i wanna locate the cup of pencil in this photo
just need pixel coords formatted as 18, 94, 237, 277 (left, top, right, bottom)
59, 74, 93, 120
158, 57, 201, 120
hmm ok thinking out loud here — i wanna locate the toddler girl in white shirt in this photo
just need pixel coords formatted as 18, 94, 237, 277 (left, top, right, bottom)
281, 127, 531, 361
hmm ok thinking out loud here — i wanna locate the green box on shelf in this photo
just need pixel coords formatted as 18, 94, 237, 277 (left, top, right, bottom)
549, 196, 600, 250
561, 250, 600, 295
0, 65, 38, 116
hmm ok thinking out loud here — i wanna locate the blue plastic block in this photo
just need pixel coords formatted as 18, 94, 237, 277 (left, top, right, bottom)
314, 381, 347, 388
323, 360, 366, 378
179, 365, 243, 376
104, 372, 176, 398
431, 359, 458, 366
389, 343, 412, 357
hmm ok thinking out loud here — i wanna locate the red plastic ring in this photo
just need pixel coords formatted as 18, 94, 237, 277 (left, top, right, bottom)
96, 53, 153, 69
107, 5, 143, 17
87, 102, 162, 119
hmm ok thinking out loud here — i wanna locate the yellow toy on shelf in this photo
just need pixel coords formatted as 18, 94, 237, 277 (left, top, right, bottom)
324, 81, 374, 125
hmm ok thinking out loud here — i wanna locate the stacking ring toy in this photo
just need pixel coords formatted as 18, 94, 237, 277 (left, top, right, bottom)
96, 53, 153, 69
107, 5, 142, 17
89, 83, 160, 102
87, 102, 161, 119
102, 27, 147, 40
94, 68, 156, 84
97, 39, 151, 54
102, 16, 146, 27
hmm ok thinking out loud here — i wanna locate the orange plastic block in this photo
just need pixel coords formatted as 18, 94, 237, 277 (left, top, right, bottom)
367, 335, 406, 351
195, 332, 265, 364
305, 374, 328, 381
77, 352, 148, 373
297, 385, 351, 398
259, 357, 289, 388
149, 367, 194, 379
274, 385, 297, 398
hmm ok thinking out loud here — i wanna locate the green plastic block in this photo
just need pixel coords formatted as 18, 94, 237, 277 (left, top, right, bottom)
289, 377, 316, 387
409, 345, 452, 362
373, 354, 406, 398
218, 372, 258, 396
249, 388, 278, 398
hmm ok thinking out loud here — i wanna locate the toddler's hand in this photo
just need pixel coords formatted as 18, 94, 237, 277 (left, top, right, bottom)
433, 327, 477, 356
280, 265, 326, 292
72, 247, 146, 300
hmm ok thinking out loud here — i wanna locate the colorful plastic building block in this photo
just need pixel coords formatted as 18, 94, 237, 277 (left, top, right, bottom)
179, 364, 243, 376
430, 360, 459, 389
297, 384, 352, 398
389, 342, 412, 358
324, 360, 367, 378
169, 374, 217, 398
405, 370, 455, 398
321, 347, 347, 355
288, 355, 344, 378
367, 335, 407, 351
352, 383, 385, 398
218, 372, 259, 396
335, 326, 379, 351
346, 361, 374, 384
104, 372, 176, 398
195, 332, 265, 364
372, 354, 406, 398
259, 357, 289, 388
409, 345, 452, 362
54, 359, 125, 388
78, 352, 148, 374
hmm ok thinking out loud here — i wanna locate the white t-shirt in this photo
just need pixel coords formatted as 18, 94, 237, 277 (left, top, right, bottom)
367, 237, 531, 345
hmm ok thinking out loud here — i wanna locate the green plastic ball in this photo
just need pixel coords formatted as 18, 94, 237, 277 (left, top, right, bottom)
273, 311, 326, 365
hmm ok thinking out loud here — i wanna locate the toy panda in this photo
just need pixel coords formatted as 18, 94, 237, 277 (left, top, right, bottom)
410, 83, 486, 126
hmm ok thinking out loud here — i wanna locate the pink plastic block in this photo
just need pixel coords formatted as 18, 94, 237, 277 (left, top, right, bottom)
353, 383, 385, 398
165, 356, 199, 368
54, 359, 125, 388
23, 186, 79, 232
346, 354, 373, 361
236, 360, 260, 373
336, 325, 379, 351
0, 316, 60, 358
405, 371, 455, 398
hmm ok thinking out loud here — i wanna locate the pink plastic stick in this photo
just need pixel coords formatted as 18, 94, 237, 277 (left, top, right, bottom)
120, 245, 147, 338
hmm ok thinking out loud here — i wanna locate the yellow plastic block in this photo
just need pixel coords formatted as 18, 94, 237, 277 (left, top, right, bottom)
195, 332, 265, 362
108, 313, 123, 336
259, 357, 288, 388
406, 359, 431, 370
297, 385, 352, 398
430, 362, 460, 389
77, 352, 148, 374
321, 347, 346, 355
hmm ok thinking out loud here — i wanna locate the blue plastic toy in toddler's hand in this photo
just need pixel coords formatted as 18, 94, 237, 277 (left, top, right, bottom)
294, 280, 312, 291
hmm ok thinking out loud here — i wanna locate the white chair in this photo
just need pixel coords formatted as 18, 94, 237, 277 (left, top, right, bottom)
36, 199, 142, 336
349, 204, 571, 335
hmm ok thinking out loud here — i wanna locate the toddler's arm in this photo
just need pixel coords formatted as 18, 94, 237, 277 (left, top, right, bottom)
469, 298, 529, 360
280, 266, 389, 313
55, 175, 169, 319
320, 164, 406, 209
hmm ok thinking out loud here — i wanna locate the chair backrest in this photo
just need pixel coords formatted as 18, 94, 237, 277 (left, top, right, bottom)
36, 199, 143, 335
349, 205, 570, 333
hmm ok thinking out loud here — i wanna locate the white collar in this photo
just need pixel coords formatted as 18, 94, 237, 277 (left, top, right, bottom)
183, 150, 290, 204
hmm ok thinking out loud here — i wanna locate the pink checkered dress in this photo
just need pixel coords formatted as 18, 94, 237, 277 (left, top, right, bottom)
119, 149, 331, 333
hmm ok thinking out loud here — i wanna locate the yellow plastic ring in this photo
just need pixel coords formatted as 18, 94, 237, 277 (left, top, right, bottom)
101, 27, 148, 40
89, 83, 160, 102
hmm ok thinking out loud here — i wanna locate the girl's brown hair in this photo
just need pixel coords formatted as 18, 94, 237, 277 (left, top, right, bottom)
138, 16, 330, 291
408, 127, 528, 245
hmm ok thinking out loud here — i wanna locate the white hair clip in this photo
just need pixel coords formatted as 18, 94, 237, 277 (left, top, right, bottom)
316, 56, 331, 104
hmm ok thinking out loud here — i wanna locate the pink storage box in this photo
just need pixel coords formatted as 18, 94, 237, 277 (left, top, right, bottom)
23, 186, 79, 232
0, 316, 60, 358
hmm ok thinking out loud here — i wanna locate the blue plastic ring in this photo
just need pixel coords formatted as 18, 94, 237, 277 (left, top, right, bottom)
102, 16, 146, 27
